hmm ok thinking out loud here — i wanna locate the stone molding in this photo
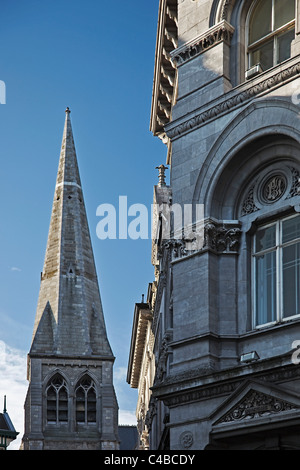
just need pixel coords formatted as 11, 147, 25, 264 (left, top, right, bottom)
220, 0, 232, 21
165, 58, 300, 140
154, 359, 300, 407
170, 20, 235, 66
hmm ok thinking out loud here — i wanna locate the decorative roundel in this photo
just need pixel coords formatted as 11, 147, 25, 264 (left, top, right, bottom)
179, 430, 194, 449
260, 173, 287, 204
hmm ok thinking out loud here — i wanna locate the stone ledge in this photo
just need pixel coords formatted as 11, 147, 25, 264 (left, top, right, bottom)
165, 55, 300, 140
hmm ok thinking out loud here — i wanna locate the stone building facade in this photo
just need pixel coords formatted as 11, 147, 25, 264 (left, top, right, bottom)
22, 109, 119, 450
128, 0, 300, 450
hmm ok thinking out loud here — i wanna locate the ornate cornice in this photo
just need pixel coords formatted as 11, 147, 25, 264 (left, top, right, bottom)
128, 305, 153, 388
165, 58, 300, 140
170, 20, 234, 66
153, 357, 300, 407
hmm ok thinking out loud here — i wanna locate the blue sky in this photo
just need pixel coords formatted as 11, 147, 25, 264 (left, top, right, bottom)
0, 0, 167, 448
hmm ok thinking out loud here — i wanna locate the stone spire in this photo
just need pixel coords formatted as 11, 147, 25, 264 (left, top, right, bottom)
22, 109, 119, 451
30, 108, 113, 358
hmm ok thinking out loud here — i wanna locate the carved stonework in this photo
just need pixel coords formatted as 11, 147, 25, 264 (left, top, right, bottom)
161, 220, 242, 261
261, 175, 287, 203
220, 0, 232, 21
240, 166, 300, 217
155, 332, 173, 385
171, 20, 234, 66
216, 390, 298, 425
179, 431, 194, 449
287, 167, 300, 199
241, 182, 259, 216
163, 239, 187, 258
166, 61, 300, 140
145, 396, 158, 431
204, 222, 241, 253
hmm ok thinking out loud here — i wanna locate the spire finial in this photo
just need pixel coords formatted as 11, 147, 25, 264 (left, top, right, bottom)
156, 164, 168, 187
3, 395, 6, 414
65, 107, 71, 114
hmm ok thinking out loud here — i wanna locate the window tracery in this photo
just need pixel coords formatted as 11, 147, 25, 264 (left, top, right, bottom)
46, 374, 68, 424
75, 375, 97, 424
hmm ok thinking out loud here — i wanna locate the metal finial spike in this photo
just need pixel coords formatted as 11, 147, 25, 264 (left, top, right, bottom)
3, 395, 6, 414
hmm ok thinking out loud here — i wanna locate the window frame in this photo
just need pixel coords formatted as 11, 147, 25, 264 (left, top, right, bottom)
75, 375, 97, 426
46, 374, 69, 425
252, 213, 300, 329
246, 0, 295, 73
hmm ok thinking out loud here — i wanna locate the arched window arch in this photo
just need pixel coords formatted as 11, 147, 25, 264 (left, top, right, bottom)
46, 373, 68, 424
75, 375, 97, 424
247, 0, 295, 73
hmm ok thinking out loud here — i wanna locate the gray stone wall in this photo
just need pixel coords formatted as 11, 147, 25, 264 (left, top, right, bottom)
148, 0, 300, 451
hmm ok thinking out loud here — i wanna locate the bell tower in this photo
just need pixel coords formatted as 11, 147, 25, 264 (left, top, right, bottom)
22, 108, 119, 450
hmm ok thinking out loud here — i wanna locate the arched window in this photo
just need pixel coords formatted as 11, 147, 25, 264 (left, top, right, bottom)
247, 0, 295, 73
75, 375, 97, 424
253, 213, 300, 327
46, 374, 68, 424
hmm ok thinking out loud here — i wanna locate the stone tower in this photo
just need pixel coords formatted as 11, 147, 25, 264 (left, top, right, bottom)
129, 0, 300, 451
22, 108, 119, 450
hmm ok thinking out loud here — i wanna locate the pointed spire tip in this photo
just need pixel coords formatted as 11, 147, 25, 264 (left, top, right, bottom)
65, 107, 71, 114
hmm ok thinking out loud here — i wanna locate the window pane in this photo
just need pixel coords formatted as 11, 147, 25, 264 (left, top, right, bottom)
282, 216, 300, 243
249, 0, 272, 44
282, 242, 300, 317
58, 389, 68, 422
276, 27, 295, 63
87, 389, 96, 423
255, 251, 277, 325
274, 0, 295, 29
255, 224, 276, 252
250, 38, 274, 70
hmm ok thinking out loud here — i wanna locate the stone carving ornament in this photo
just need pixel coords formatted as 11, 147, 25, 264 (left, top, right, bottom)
217, 390, 297, 424
261, 175, 287, 203
179, 431, 194, 449
240, 166, 300, 217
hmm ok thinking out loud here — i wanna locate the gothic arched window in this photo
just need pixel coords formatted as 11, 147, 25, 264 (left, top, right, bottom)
75, 375, 97, 424
46, 374, 68, 424
248, 0, 295, 73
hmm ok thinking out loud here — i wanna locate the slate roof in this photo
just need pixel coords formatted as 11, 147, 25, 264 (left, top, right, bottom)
118, 425, 139, 450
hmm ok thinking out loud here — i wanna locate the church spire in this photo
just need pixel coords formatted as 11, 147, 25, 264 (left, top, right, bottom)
30, 108, 113, 358
22, 109, 119, 450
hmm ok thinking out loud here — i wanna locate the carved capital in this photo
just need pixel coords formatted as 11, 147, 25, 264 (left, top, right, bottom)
163, 220, 242, 261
